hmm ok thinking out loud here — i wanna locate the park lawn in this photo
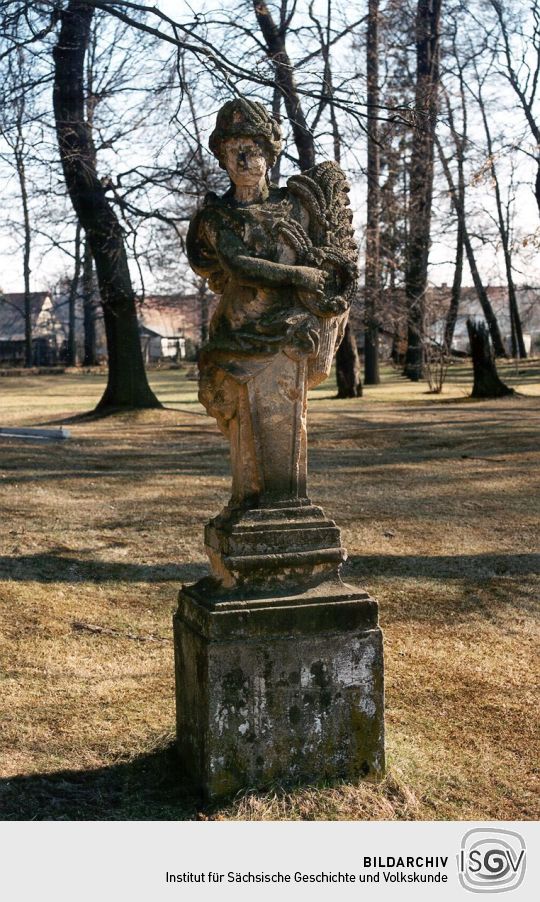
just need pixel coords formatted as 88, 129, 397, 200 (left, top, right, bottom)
0, 362, 538, 820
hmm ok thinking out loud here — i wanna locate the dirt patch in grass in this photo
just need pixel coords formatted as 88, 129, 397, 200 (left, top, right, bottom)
0, 365, 538, 820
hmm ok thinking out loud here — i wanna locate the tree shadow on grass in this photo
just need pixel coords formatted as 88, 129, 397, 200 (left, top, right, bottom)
36, 403, 206, 427
0, 744, 396, 822
0, 554, 207, 584
346, 551, 540, 581
2, 551, 538, 587
344, 552, 540, 624
0, 742, 203, 821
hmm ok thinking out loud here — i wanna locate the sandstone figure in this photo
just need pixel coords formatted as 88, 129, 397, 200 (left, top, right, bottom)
187, 98, 358, 521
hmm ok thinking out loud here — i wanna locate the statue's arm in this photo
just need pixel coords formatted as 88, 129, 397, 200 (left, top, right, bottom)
215, 226, 324, 293
186, 208, 227, 291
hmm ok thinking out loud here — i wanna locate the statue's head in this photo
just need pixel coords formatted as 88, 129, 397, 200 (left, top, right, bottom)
209, 98, 282, 188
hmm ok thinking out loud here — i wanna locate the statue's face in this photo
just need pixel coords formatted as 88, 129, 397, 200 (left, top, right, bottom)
222, 136, 268, 188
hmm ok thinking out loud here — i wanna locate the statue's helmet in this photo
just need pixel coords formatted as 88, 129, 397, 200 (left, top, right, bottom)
209, 97, 282, 170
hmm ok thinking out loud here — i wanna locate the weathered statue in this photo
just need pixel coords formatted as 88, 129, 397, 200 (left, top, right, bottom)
187, 98, 358, 590
176, 98, 384, 798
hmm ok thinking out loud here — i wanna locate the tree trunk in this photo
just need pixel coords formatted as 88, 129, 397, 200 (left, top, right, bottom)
364, 0, 381, 385
506, 256, 526, 358
81, 238, 97, 366
15, 146, 32, 367
53, 1, 160, 412
404, 0, 443, 381
467, 319, 514, 399
442, 86, 466, 352
253, 1, 315, 171
21, 170, 32, 367
464, 232, 507, 358
336, 325, 363, 397
198, 277, 209, 345
66, 222, 82, 366
444, 224, 463, 351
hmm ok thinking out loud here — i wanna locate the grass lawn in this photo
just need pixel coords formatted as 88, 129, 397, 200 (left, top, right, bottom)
0, 361, 539, 820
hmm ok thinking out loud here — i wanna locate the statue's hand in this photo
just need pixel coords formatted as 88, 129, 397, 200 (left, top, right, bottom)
293, 266, 326, 294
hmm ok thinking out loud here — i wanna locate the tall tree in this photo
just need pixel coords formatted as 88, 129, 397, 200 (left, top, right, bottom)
53, 0, 160, 412
471, 61, 527, 357
364, 0, 381, 384
439, 25, 467, 353
0, 49, 34, 366
436, 131, 507, 357
437, 17, 507, 358
253, 0, 316, 171
404, 0, 443, 381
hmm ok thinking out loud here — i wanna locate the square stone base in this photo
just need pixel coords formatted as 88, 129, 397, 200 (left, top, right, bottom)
173, 580, 385, 799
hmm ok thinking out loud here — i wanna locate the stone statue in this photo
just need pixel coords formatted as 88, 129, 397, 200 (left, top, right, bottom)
186, 98, 358, 591
175, 99, 384, 798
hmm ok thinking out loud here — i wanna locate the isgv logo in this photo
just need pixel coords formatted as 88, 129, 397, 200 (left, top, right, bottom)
458, 828, 526, 893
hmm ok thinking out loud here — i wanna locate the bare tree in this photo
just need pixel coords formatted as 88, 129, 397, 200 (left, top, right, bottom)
53, 1, 160, 412
364, 0, 381, 384
253, 0, 315, 170
435, 7, 516, 360
489, 0, 540, 217
404, 0, 443, 381
0, 49, 36, 366
439, 19, 467, 353
470, 58, 527, 357
436, 130, 507, 358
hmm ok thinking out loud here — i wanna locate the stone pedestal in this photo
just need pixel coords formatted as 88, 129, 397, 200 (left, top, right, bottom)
204, 499, 345, 591
174, 578, 384, 800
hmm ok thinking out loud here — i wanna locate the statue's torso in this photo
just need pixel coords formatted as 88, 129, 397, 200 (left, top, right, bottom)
189, 187, 309, 354
187, 161, 357, 371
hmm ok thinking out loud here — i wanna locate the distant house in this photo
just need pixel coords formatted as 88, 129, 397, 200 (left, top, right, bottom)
0, 292, 66, 365
137, 292, 218, 362
428, 285, 539, 354
349, 284, 540, 356
0, 288, 108, 366
0, 288, 218, 366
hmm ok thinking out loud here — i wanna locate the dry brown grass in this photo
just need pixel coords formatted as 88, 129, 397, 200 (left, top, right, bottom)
0, 362, 539, 820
